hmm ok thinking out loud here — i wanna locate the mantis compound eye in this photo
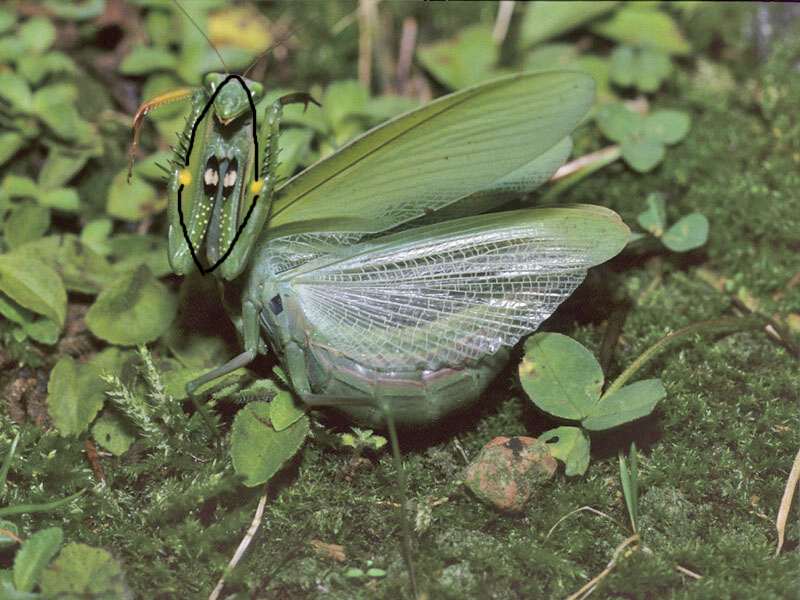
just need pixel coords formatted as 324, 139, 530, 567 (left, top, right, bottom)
269, 295, 284, 315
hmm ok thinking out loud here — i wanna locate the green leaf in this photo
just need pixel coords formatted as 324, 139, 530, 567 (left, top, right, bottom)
643, 110, 691, 144
38, 145, 97, 189
0, 9, 14, 34
609, 46, 636, 87
132, 150, 174, 180
40, 543, 130, 599
621, 136, 665, 173
86, 265, 177, 346
274, 128, 313, 181
13, 527, 62, 592
519, 333, 604, 420
520, 1, 620, 47
323, 80, 369, 133
80, 219, 113, 254
0, 132, 25, 167
0, 252, 66, 327
366, 568, 387, 578
47, 357, 106, 436
163, 273, 231, 369
14, 235, 115, 295
596, 103, 643, 143
635, 48, 672, 92
362, 94, 418, 123
592, 6, 690, 55
661, 213, 709, 252
19, 17, 56, 53
3, 203, 50, 249
40, 0, 105, 21
637, 193, 667, 237
38, 187, 80, 212
524, 43, 579, 71
2, 175, 38, 199
108, 234, 171, 278
540, 427, 590, 476
231, 402, 309, 487
582, 378, 665, 431
17, 51, 76, 85
23, 317, 61, 345
619, 442, 639, 531
270, 390, 305, 431
92, 413, 135, 456
610, 46, 672, 93
120, 46, 178, 75
106, 169, 162, 222
31, 86, 93, 142
0, 520, 19, 549
0, 73, 33, 113
417, 25, 498, 90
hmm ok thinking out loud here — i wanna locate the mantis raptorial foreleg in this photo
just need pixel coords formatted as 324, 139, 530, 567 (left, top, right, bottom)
127, 87, 196, 182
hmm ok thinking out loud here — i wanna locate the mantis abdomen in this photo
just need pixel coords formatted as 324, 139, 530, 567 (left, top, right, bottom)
285, 329, 510, 427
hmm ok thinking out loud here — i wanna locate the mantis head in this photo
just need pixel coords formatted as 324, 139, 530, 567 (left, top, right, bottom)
204, 73, 264, 123
167, 73, 268, 280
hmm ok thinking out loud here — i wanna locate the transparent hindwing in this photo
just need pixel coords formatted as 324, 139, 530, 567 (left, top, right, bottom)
267, 206, 628, 372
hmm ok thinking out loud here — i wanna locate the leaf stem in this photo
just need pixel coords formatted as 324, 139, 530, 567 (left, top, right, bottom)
603, 316, 766, 398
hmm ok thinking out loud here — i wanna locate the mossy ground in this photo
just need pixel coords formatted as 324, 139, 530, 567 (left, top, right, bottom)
3, 6, 799, 600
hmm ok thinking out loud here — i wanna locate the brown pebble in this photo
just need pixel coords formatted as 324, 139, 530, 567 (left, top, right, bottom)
464, 436, 557, 513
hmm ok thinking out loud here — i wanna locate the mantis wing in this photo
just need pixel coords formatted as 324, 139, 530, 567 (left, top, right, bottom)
267, 71, 594, 240
279, 205, 628, 371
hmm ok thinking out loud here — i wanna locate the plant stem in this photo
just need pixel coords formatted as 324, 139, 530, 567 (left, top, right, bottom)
603, 316, 766, 398
208, 491, 268, 600
0, 488, 86, 518
541, 145, 621, 203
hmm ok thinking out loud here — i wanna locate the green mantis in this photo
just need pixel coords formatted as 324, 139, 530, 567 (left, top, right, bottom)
132, 68, 628, 425
129, 10, 629, 593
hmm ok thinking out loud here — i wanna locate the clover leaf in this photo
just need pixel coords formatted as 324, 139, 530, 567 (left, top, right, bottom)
637, 192, 709, 252
597, 103, 691, 172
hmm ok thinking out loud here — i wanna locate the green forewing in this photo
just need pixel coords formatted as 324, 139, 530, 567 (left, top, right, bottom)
268, 71, 594, 239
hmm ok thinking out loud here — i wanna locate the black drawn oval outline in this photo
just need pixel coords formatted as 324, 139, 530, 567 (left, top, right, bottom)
177, 74, 261, 275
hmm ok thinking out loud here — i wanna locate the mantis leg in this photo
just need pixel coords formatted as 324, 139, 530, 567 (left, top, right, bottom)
185, 350, 257, 396
302, 392, 419, 597
127, 87, 198, 181
187, 301, 261, 396
277, 92, 321, 112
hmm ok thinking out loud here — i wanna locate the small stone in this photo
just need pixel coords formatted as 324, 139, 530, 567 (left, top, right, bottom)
464, 436, 557, 513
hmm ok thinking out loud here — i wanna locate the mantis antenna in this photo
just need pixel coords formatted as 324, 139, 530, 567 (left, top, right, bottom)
242, 25, 302, 78
173, 0, 301, 79
172, 0, 229, 74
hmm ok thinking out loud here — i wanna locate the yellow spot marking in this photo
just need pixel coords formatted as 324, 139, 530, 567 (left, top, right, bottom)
178, 169, 192, 186
250, 179, 264, 195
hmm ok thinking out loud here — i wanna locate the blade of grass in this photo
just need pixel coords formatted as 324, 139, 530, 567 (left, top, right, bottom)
0, 489, 86, 518
0, 432, 21, 498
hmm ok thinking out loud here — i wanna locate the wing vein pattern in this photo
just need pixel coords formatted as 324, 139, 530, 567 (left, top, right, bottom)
281, 215, 607, 371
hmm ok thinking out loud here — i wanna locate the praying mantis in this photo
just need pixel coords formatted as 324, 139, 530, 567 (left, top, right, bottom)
128, 6, 629, 594
130, 67, 628, 426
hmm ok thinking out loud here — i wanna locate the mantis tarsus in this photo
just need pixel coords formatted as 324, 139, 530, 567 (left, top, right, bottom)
129, 6, 629, 594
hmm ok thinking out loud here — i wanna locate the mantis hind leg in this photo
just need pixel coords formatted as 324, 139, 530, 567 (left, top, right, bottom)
186, 349, 257, 396
302, 393, 419, 597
